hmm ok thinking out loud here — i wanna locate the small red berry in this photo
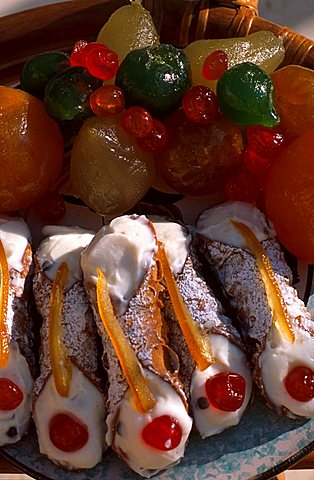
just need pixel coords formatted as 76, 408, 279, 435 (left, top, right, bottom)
85, 47, 119, 81
205, 372, 246, 412
141, 415, 182, 451
120, 106, 153, 138
182, 86, 218, 125
70, 40, 88, 67
285, 366, 314, 402
242, 148, 272, 186
202, 50, 228, 81
246, 125, 285, 161
137, 119, 168, 152
90, 85, 125, 116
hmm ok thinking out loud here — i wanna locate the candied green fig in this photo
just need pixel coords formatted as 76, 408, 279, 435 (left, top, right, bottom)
20, 51, 70, 98
115, 44, 192, 117
216, 62, 280, 127
44, 67, 102, 121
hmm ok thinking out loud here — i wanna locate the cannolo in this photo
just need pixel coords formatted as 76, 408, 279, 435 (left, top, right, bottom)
0, 216, 34, 446
150, 216, 252, 438
81, 215, 192, 478
195, 201, 314, 418
32, 226, 107, 470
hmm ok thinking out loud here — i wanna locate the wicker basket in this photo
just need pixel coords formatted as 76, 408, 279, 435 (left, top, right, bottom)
0, 0, 313, 86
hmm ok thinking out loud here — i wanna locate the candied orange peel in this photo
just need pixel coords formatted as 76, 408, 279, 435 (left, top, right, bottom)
49, 261, 73, 397
231, 220, 295, 343
158, 241, 214, 370
96, 268, 156, 414
0, 239, 9, 368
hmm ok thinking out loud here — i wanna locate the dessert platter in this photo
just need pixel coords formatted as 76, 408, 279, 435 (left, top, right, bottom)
0, 1, 313, 479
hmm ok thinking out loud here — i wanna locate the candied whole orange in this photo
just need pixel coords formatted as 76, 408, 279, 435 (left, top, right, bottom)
0, 87, 64, 212
271, 65, 314, 140
265, 129, 314, 264
155, 110, 243, 195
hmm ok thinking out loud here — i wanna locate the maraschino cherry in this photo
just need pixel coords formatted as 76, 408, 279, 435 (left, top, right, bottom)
49, 413, 89, 452
0, 378, 24, 411
205, 372, 246, 412
141, 415, 182, 451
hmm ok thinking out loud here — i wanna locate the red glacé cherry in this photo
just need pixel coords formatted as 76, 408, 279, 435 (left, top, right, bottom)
85, 47, 119, 81
70, 40, 88, 67
0, 378, 24, 411
205, 372, 246, 412
137, 119, 168, 152
284, 366, 314, 402
202, 50, 228, 81
120, 106, 153, 138
246, 125, 285, 161
49, 413, 89, 452
141, 415, 182, 451
90, 85, 125, 116
182, 85, 218, 125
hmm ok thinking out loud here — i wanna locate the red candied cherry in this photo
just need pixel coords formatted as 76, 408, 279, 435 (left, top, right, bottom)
246, 125, 286, 161
85, 46, 119, 81
205, 372, 246, 412
33, 191, 66, 223
90, 85, 125, 116
182, 86, 218, 125
225, 170, 262, 205
141, 415, 182, 451
49, 413, 89, 452
242, 148, 272, 188
137, 119, 168, 152
120, 106, 153, 138
0, 378, 24, 411
70, 40, 88, 67
284, 366, 314, 402
202, 50, 228, 81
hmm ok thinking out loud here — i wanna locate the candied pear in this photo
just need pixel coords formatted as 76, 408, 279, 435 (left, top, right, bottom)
185, 31, 284, 91
97, 0, 159, 62
70, 115, 155, 216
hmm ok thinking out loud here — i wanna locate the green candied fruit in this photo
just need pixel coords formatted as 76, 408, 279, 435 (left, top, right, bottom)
115, 44, 192, 117
44, 67, 102, 121
216, 62, 279, 127
20, 51, 70, 98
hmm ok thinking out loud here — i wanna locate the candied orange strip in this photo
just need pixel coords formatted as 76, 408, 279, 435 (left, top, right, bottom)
96, 268, 156, 414
0, 239, 9, 368
158, 241, 214, 371
231, 220, 295, 343
49, 262, 73, 397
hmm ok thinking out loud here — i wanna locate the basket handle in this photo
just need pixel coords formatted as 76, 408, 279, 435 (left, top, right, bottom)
145, 0, 314, 69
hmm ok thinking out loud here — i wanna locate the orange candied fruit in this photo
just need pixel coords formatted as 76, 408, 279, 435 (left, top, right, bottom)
265, 129, 314, 264
0, 86, 64, 212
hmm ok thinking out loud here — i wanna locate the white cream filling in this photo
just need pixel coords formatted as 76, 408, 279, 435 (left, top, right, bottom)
195, 201, 275, 248
0, 342, 33, 446
0, 216, 30, 273
107, 369, 192, 478
37, 226, 95, 291
149, 216, 191, 275
260, 326, 314, 417
33, 365, 106, 470
81, 215, 157, 316
190, 334, 252, 437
